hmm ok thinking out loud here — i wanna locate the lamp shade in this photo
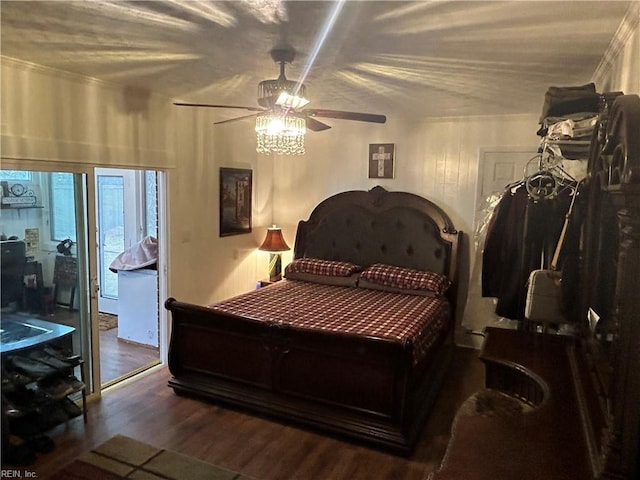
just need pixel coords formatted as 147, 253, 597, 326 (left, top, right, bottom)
259, 227, 290, 252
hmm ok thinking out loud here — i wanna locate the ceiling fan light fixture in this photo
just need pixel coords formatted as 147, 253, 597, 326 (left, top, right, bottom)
257, 79, 307, 108
255, 113, 306, 155
276, 92, 310, 110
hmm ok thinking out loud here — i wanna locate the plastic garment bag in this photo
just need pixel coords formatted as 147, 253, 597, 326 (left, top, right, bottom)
461, 193, 519, 333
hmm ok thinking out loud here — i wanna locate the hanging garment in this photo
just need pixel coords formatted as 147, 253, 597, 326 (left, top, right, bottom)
482, 186, 579, 320
482, 185, 527, 300
461, 192, 520, 333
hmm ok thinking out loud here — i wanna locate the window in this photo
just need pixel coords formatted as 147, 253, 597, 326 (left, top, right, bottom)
49, 173, 77, 242
145, 171, 158, 236
0, 170, 32, 181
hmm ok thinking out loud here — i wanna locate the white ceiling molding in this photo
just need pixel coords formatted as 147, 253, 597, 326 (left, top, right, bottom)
592, 1, 640, 91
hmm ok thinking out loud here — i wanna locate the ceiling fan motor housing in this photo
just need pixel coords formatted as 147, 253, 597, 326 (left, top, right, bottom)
270, 47, 296, 64
258, 46, 306, 108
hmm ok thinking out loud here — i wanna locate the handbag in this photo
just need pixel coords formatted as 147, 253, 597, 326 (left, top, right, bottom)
525, 269, 564, 323
524, 185, 578, 324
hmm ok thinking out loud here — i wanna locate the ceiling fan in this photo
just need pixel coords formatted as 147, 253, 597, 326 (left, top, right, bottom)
173, 45, 387, 133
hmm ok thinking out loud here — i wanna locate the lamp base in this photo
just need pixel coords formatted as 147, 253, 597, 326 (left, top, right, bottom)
268, 253, 282, 282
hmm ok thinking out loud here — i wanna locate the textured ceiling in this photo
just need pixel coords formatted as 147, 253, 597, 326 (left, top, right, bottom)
0, 1, 633, 120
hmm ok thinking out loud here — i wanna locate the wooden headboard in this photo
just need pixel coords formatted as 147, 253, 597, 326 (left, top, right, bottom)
294, 186, 462, 286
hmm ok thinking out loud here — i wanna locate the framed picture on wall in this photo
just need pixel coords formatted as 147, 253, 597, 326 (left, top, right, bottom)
219, 168, 252, 236
368, 143, 395, 179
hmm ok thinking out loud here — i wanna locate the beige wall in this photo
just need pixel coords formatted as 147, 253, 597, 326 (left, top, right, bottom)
170, 108, 275, 304
1, 58, 173, 166
273, 114, 539, 233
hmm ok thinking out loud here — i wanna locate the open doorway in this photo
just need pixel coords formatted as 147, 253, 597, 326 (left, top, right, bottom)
95, 168, 161, 386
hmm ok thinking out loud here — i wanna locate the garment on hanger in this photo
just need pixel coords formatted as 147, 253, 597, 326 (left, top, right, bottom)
482, 181, 582, 321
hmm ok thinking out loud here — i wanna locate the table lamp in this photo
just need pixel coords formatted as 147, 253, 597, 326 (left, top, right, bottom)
259, 226, 290, 281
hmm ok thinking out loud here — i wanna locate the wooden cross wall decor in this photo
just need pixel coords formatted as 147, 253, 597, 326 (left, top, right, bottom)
368, 143, 395, 179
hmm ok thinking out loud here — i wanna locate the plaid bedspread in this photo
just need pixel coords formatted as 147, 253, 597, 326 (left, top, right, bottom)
210, 280, 450, 364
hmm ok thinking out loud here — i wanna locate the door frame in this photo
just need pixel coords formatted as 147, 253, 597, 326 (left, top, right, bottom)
0, 158, 169, 398
94, 167, 144, 315
0, 159, 100, 397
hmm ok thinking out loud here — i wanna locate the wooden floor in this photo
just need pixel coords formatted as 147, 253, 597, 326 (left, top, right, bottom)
99, 327, 159, 385
7, 346, 485, 480
30, 308, 160, 385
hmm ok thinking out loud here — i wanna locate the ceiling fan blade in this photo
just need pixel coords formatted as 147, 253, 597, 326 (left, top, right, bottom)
305, 109, 386, 124
214, 112, 260, 125
305, 117, 332, 132
174, 102, 264, 112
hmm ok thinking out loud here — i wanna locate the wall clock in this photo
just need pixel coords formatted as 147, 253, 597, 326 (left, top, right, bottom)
10, 183, 25, 196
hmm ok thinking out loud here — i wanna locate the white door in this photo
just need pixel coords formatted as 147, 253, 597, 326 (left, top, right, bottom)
476, 149, 538, 208
462, 148, 538, 338
95, 168, 142, 315
474, 148, 540, 236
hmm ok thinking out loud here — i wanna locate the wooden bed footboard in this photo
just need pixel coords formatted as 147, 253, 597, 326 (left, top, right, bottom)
165, 297, 453, 454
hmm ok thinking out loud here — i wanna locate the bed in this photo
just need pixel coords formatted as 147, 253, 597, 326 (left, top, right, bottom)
165, 186, 462, 454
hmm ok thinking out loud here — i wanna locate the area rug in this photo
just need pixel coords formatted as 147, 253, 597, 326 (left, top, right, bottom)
98, 313, 118, 331
48, 434, 256, 480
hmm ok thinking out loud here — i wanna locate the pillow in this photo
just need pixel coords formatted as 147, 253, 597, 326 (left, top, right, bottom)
360, 263, 451, 297
285, 272, 360, 287
357, 278, 436, 297
285, 257, 362, 277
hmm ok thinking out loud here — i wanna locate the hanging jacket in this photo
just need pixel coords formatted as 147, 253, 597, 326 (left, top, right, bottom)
482, 185, 578, 320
